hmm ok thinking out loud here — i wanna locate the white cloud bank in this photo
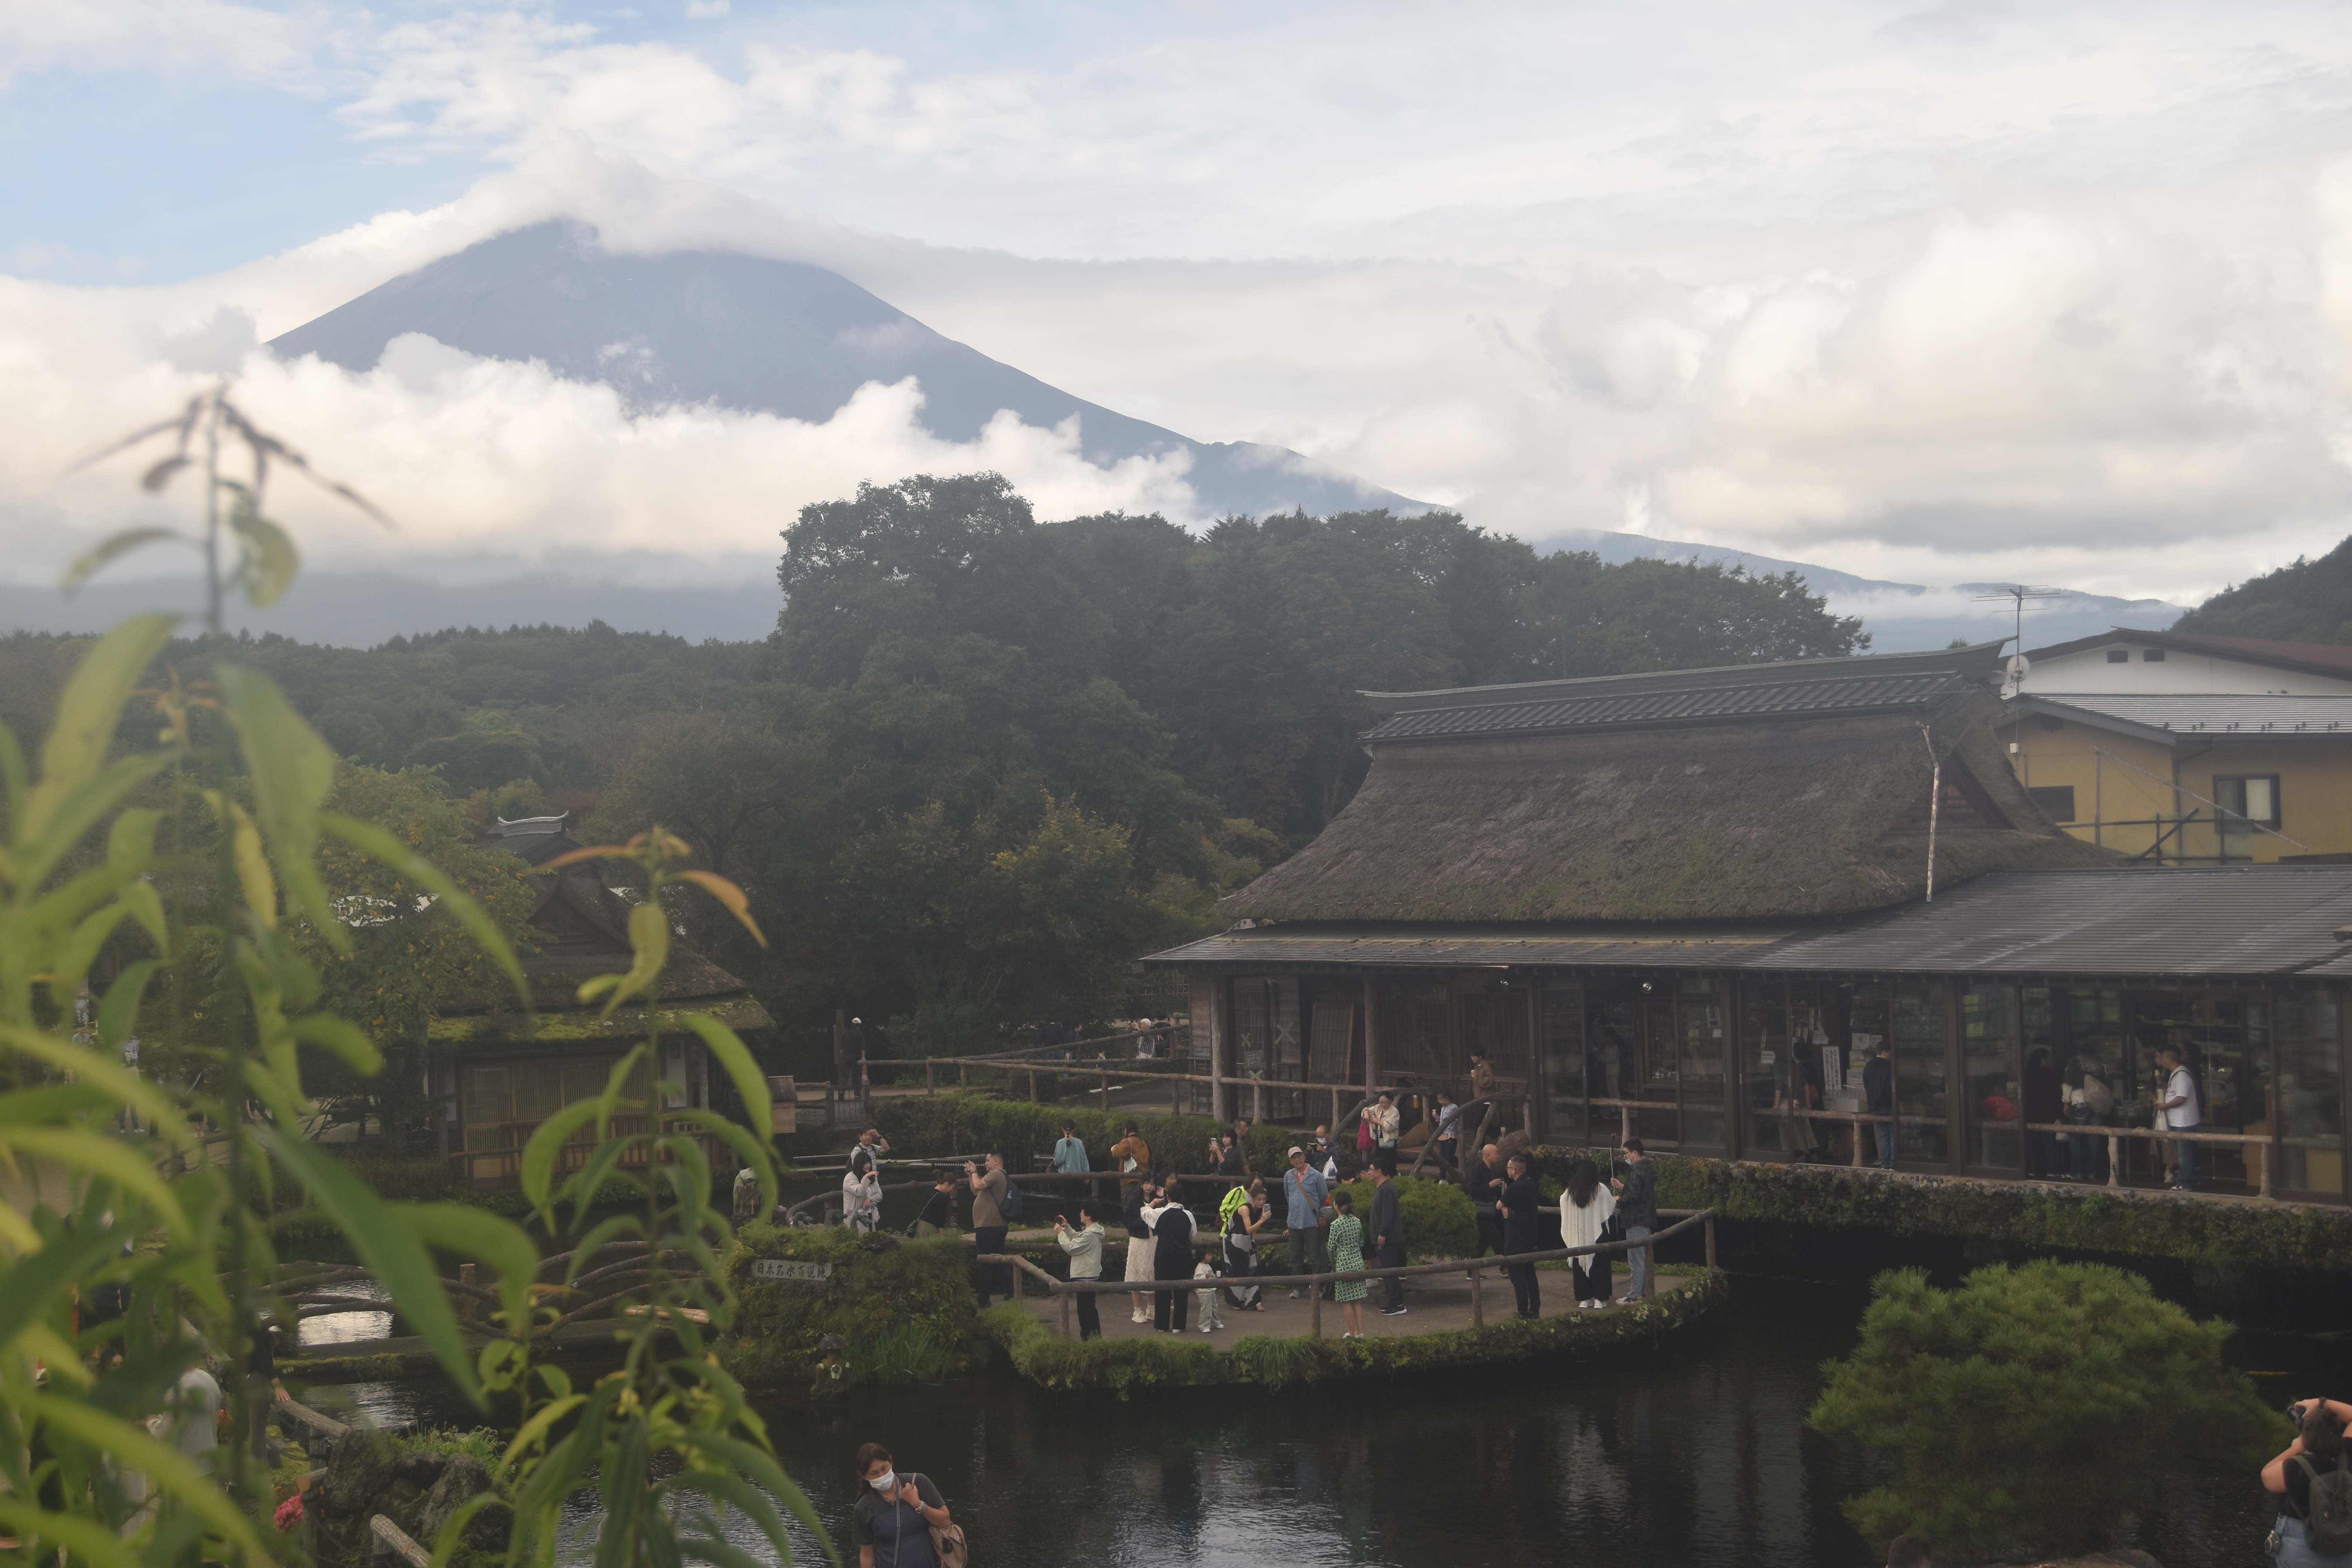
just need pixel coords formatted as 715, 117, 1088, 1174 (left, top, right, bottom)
13, 1, 2352, 604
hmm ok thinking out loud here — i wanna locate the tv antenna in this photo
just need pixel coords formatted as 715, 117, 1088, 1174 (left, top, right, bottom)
1973, 584, 2070, 697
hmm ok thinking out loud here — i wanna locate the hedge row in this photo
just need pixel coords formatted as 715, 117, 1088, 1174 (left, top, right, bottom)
1645, 1156, 2352, 1274
720, 1223, 989, 1391
985, 1268, 1728, 1396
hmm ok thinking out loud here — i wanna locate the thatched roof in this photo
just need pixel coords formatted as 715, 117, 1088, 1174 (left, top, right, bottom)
434, 817, 773, 1034
1224, 652, 2111, 924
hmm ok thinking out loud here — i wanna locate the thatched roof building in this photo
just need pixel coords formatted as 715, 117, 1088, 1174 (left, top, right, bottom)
429, 813, 774, 1183
1222, 644, 2107, 924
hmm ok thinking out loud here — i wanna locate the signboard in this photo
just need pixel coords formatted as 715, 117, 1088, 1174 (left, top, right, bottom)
751, 1259, 832, 1283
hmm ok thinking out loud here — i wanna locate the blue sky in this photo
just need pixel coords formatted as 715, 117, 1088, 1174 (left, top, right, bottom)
7, 2, 2352, 603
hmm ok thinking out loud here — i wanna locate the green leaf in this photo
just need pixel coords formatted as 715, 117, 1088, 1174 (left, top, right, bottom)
217, 663, 341, 949
0, 1497, 143, 1568
31, 1396, 267, 1559
0, 1084, 116, 1126
0, 1210, 120, 1357
14, 751, 169, 892
407, 1201, 540, 1331
226, 495, 300, 608
94, 961, 157, 1054
497, 1393, 587, 1477
60, 527, 189, 594
258, 1127, 483, 1403
665, 1111, 771, 1218
680, 1014, 773, 1143
521, 1100, 601, 1219
589, 902, 671, 1018
560, 1214, 645, 1286
22, 613, 174, 845
0, 1026, 188, 1150
289, 1014, 383, 1074
0, 1128, 187, 1237
321, 811, 528, 1003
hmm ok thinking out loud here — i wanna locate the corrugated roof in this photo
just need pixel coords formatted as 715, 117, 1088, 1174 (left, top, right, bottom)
2023, 693, 2352, 736
1142, 924, 1802, 969
1744, 867, 2352, 977
1363, 671, 1978, 742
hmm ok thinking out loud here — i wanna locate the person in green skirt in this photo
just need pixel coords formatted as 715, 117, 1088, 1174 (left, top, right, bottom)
1327, 1190, 1368, 1338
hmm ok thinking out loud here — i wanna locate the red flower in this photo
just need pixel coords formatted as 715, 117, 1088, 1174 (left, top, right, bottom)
274, 1494, 304, 1531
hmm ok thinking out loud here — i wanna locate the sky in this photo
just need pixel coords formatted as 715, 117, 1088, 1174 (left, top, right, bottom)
8, 0, 2352, 606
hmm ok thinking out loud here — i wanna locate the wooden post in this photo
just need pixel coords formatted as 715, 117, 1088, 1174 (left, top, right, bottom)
1310, 1282, 1322, 1339
2108, 1133, 2122, 1188
457, 1263, 478, 1326
926, 1060, 936, 1093
1058, 1286, 1071, 1339
1469, 1261, 1484, 1328
1101, 1067, 1109, 1110
960, 1062, 968, 1089
1704, 1212, 1717, 1270
1621, 1104, 1633, 1144
1253, 1080, 1264, 1122
1027, 1069, 1037, 1102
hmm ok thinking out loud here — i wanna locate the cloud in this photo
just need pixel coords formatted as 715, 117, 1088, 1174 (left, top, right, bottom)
0, 279, 1203, 587
0, 0, 319, 89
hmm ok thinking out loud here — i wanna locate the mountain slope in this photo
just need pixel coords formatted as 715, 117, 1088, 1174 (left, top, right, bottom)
267, 221, 1430, 521
2170, 535, 2352, 644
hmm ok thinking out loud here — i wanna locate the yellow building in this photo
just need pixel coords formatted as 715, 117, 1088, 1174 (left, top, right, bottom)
2000, 629, 2352, 864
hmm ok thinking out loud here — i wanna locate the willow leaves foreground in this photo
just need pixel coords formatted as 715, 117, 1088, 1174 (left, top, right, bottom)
1, 389, 825, 1568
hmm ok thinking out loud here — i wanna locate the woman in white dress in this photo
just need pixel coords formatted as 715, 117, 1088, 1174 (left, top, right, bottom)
1559, 1156, 1617, 1308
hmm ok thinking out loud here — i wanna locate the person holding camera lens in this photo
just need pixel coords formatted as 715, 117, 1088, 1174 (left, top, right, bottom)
2265, 1397, 2352, 1564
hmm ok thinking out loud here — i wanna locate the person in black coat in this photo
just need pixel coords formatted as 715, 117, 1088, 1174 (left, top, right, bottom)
1464, 1143, 1506, 1256
1497, 1154, 1544, 1320
1147, 1173, 1198, 1332
1368, 1165, 1407, 1316
1862, 1040, 1896, 1169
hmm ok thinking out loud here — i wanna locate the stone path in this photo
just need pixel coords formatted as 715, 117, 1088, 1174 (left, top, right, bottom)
1020, 1267, 1694, 1345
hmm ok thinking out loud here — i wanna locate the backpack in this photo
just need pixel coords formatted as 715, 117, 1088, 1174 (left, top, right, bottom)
998, 1176, 1024, 1222
2298, 1455, 2352, 1555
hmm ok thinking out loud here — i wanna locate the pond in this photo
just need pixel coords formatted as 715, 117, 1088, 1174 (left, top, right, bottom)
314, 1271, 2346, 1567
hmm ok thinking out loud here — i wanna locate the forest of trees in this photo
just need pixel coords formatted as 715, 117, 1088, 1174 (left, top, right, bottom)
2172, 532, 2352, 644
0, 475, 1867, 1071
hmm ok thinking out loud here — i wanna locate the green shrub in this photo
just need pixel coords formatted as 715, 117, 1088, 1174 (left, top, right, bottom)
721, 1223, 985, 1389
1808, 1260, 2285, 1564
1328, 1175, 1478, 1260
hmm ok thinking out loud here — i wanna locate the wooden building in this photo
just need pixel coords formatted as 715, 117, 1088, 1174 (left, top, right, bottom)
428, 813, 775, 1183
1144, 646, 2350, 1203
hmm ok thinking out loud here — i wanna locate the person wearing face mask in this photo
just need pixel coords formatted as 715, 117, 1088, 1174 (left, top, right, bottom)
851, 1443, 955, 1568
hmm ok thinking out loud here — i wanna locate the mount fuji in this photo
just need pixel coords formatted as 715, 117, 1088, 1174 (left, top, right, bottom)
265, 221, 1432, 523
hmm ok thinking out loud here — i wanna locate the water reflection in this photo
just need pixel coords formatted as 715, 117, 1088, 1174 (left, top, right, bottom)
322, 1275, 2342, 1567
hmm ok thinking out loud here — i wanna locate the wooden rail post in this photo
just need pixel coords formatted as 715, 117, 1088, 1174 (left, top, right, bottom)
960, 1062, 968, 1089
1704, 1213, 1717, 1269
1058, 1285, 1071, 1339
1621, 1105, 1633, 1144
2259, 1143, 2274, 1199
1309, 1282, 1322, 1339
1469, 1261, 1484, 1328
1027, 1069, 1037, 1102
2108, 1133, 2122, 1187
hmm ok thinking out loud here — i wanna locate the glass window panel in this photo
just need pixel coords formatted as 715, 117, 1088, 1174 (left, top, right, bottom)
1307, 998, 1354, 1082
1679, 977, 1727, 1150
2277, 989, 2344, 1196
1740, 978, 1791, 1156
1590, 996, 1635, 1106
2127, 992, 2257, 1190
1541, 984, 1586, 1145
1962, 984, 2022, 1171
1894, 984, 1950, 1165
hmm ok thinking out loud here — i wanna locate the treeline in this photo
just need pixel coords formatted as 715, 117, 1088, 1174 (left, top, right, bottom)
2171, 532, 2352, 644
0, 476, 1865, 1067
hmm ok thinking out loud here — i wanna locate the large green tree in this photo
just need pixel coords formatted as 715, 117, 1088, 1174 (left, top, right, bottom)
2171, 534, 2352, 643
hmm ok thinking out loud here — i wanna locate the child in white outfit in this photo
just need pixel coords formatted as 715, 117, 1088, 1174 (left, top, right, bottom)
1194, 1258, 1224, 1332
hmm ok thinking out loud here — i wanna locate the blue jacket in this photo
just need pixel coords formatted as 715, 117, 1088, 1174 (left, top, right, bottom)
1283, 1167, 1328, 1229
